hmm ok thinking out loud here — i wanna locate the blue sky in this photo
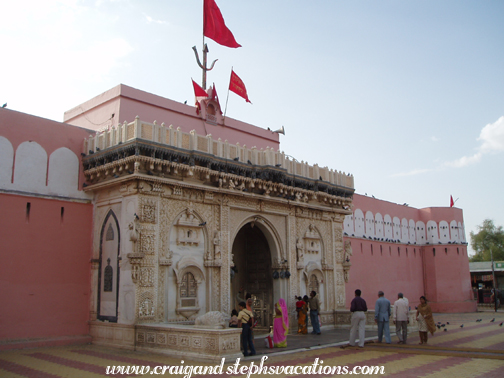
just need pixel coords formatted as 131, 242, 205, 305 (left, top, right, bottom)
1, 0, 503, 254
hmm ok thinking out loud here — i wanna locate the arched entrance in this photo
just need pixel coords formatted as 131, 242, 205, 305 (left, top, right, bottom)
231, 222, 274, 328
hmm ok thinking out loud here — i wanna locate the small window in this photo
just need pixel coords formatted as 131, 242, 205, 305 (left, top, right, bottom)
181, 272, 197, 298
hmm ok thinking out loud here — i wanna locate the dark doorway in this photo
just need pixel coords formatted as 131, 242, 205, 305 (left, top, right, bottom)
232, 223, 273, 328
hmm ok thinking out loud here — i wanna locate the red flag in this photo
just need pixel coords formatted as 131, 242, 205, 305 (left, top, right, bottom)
211, 83, 223, 114
192, 79, 208, 98
203, 0, 241, 48
229, 70, 251, 103
450, 195, 454, 207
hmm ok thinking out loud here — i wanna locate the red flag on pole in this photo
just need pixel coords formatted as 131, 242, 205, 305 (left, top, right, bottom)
203, 0, 241, 48
450, 195, 454, 207
211, 83, 223, 114
229, 70, 251, 103
192, 79, 208, 98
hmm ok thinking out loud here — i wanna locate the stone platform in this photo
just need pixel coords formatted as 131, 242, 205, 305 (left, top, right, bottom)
90, 322, 241, 362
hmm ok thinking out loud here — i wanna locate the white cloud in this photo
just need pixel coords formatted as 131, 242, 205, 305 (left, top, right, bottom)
144, 13, 168, 25
445, 116, 504, 168
431, 136, 439, 142
478, 116, 504, 153
445, 152, 482, 168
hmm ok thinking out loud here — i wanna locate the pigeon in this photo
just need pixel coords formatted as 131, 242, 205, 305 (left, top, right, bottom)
491, 318, 495, 323
437, 325, 441, 329
460, 324, 464, 328
1, 103, 6, 108
441, 324, 445, 327
447, 322, 450, 325
499, 322, 503, 326
275, 163, 281, 167
81, 152, 86, 157
199, 221, 206, 227
248, 160, 253, 165
233, 157, 239, 161
444, 329, 447, 332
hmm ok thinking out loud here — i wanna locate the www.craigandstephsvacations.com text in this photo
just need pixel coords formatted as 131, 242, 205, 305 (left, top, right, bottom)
105, 356, 385, 376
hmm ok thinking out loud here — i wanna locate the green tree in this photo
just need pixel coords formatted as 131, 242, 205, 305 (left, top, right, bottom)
470, 219, 504, 262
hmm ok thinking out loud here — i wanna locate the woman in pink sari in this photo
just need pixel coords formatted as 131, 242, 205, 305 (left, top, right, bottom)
273, 298, 289, 347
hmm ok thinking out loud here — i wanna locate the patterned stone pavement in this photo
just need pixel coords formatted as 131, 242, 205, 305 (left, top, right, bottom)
1, 311, 503, 377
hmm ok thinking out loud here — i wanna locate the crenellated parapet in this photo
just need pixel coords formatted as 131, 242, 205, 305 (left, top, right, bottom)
83, 117, 354, 188
81, 118, 354, 209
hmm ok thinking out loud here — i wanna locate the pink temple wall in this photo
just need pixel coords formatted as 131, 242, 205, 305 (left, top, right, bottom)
0, 108, 94, 347
64, 84, 280, 150
344, 194, 476, 312
0, 194, 93, 343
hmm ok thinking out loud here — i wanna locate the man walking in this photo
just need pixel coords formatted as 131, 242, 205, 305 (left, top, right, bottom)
349, 289, 367, 347
237, 301, 256, 356
393, 292, 409, 344
308, 291, 321, 335
375, 291, 391, 344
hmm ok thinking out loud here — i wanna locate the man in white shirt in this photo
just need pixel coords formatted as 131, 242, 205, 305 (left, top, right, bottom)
393, 292, 409, 344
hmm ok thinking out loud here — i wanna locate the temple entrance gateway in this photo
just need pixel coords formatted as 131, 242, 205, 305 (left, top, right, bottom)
231, 222, 273, 329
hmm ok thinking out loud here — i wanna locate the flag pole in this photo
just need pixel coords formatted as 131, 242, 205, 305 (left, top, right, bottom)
223, 68, 232, 118
202, 0, 206, 89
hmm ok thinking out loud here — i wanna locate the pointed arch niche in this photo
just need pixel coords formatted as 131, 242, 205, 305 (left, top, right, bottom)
97, 210, 120, 322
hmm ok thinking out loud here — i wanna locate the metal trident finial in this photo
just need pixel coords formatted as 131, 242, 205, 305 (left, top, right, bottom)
192, 44, 218, 90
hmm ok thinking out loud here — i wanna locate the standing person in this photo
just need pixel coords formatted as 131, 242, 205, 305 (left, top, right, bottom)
273, 298, 289, 347
375, 291, 391, 344
416, 296, 436, 344
304, 295, 310, 330
349, 289, 367, 347
237, 302, 255, 356
296, 296, 305, 313
393, 292, 409, 344
308, 291, 321, 335
298, 296, 308, 334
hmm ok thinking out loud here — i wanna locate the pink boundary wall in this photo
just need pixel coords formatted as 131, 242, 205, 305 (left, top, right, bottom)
0, 109, 93, 348
344, 194, 476, 313
63, 84, 280, 150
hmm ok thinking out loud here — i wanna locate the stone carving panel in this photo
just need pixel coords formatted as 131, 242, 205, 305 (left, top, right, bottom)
140, 197, 157, 223
140, 233, 155, 254
140, 267, 154, 287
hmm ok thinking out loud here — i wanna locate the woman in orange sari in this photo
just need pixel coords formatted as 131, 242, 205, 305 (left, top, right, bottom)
273, 298, 289, 347
298, 296, 308, 334
416, 296, 436, 344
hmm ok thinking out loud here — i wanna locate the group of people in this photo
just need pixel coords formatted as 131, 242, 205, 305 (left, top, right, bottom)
349, 289, 436, 347
230, 288, 437, 355
295, 291, 322, 335
230, 290, 291, 356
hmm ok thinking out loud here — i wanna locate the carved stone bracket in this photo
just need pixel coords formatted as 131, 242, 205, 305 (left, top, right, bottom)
159, 249, 173, 266
127, 252, 145, 283
342, 261, 351, 283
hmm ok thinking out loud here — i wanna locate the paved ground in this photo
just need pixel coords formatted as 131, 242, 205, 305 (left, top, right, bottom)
1, 311, 503, 377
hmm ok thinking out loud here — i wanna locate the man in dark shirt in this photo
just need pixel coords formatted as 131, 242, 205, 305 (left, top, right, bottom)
349, 289, 367, 347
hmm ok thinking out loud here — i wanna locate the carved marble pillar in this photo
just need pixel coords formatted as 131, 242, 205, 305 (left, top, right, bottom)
288, 211, 299, 313
90, 258, 100, 321
332, 217, 346, 310
219, 196, 231, 315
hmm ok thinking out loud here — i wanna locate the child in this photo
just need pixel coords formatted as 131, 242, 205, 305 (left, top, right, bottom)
229, 309, 239, 327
